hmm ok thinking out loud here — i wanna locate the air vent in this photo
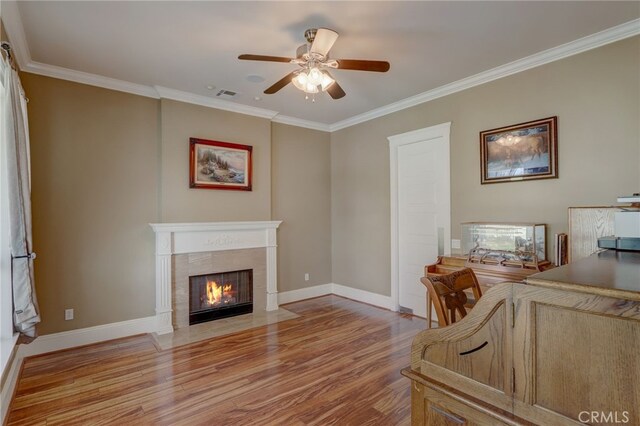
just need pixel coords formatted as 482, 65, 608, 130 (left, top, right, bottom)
216, 89, 238, 99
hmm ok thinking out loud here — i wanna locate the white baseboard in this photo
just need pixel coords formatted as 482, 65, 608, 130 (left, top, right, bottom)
9, 285, 392, 359
1, 347, 23, 424
278, 284, 333, 305
19, 315, 157, 358
278, 283, 395, 311
331, 283, 395, 310
2, 283, 390, 361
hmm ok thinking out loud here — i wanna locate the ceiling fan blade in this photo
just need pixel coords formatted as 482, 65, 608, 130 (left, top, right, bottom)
238, 54, 293, 63
264, 71, 296, 94
336, 59, 390, 72
326, 81, 346, 99
310, 28, 339, 57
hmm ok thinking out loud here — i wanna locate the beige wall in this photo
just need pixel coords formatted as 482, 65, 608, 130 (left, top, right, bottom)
331, 36, 640, 296
271, 123, 332, 292
22, 74, 159, 334
159, 99, 271, 222
18, 34, 640, 333
21, 78, 332, 334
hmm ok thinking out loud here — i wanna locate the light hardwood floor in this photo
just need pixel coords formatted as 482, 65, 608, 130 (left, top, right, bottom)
7, 295, 427, 425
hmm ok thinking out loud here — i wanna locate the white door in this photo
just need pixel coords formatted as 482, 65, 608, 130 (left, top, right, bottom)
389, 123, 450, 320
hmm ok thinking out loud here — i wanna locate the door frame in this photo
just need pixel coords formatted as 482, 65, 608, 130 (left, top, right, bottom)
388, 122, 451, 312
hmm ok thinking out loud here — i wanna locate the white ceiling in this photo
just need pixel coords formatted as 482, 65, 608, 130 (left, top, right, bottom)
4, 1, 640, 127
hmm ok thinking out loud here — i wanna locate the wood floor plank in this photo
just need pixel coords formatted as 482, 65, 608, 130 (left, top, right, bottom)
7, 295, 426, 425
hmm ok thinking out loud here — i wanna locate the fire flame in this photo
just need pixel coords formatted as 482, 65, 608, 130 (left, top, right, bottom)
205, 281, 233, 305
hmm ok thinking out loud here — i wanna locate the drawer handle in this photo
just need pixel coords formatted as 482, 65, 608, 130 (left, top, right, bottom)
459, 341, 488, 356
431, 405, 465, 424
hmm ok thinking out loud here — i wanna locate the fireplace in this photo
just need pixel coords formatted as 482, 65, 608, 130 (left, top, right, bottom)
189, 269, 253, 325
150, 221, 281, 334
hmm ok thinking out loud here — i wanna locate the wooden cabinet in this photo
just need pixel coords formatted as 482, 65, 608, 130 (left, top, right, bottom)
421, 387, 511, 426
403, 283, 517, 424
568, 206, 619, 262
512, 284, 640, 424
404, 251, 640, 425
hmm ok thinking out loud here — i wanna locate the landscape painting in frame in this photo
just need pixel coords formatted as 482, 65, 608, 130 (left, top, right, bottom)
480, 116, 558, 184
190, 138, 252, 191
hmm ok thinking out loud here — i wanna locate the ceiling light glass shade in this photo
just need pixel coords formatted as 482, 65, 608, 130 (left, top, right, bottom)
319, 72, 335, 91
307, 67, 323, 85
292, 68, 335, 94
292, 71, 308, 90
305, 82, 319, 94
292, 71, 317, 93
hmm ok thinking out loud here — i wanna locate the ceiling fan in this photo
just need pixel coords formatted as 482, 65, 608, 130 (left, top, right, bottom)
238, 28, 390, 100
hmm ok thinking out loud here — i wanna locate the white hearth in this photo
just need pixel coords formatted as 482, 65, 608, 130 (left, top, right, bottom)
150, 221, 282, 335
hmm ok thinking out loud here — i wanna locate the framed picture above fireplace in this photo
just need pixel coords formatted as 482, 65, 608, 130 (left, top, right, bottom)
189, 138, 252, 191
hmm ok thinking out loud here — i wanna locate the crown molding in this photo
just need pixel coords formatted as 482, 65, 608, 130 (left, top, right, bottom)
329, 18, 640, 132
3, 1, 160, 98
2, 2, 638, 132
154, 86, 279, 119
13, 54, 330, 129
271, 114, 331, 132
24, 61, 161, 98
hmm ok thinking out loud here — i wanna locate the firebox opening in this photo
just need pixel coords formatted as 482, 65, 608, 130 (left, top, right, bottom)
189, 269, 253, 325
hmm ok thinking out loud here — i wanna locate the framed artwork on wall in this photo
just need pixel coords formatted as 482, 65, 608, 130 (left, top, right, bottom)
189, 138, 252, 191
480, 116, 558, 184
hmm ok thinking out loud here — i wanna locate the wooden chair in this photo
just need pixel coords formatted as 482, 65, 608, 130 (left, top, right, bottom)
421, 267, 483, 328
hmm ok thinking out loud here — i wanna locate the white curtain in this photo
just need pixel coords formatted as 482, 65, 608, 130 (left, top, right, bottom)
1, 51, 40, 338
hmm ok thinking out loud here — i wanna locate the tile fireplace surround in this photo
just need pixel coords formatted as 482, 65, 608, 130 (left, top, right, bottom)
149, 221, 282, 335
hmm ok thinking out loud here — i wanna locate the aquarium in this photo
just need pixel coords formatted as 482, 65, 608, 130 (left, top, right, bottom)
461, 222, 546, 261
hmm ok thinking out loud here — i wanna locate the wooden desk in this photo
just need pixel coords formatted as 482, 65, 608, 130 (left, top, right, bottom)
404, 251, 640, 425
525, 249, 640, 297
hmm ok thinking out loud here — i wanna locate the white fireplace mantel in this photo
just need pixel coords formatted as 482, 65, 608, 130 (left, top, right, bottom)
149, 221, 282, 335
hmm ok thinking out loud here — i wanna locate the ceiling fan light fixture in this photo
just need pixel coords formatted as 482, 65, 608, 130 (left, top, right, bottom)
292, 67, 335, 94
239, 27, 390, 100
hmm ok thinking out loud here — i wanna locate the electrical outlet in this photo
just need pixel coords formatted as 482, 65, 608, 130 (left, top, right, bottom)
451, 239, 461, 249
304, 273, 310, 281
65, 308, 74, 320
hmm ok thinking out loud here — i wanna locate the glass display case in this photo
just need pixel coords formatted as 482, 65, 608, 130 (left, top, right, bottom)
461, 222, 546, 261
